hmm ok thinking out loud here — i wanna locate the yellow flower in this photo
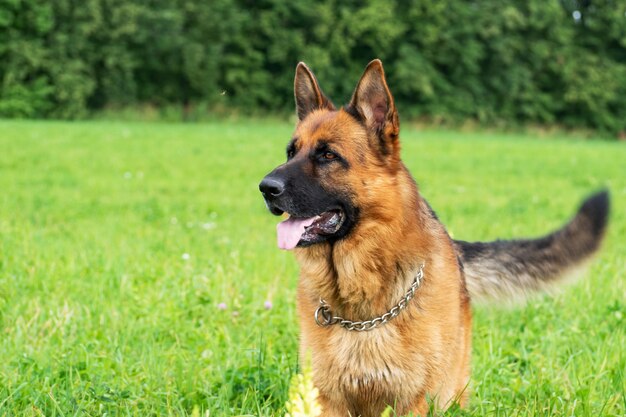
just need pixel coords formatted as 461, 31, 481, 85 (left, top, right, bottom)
284, 354, 322, 417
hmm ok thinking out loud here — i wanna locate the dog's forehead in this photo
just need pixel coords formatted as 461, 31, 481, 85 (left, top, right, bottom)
294, 110, 362, 147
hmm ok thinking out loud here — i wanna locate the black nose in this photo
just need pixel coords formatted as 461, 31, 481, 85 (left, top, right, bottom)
259, 176, 285, 198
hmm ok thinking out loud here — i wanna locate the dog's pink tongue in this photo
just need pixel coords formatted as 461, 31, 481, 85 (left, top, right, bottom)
277, 216, 317, 250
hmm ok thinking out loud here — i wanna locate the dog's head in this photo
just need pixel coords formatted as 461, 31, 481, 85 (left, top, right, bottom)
259, 60, 403, 250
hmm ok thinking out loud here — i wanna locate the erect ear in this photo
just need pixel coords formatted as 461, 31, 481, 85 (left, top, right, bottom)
294, 62, 335, 121
348, 59, 399, 154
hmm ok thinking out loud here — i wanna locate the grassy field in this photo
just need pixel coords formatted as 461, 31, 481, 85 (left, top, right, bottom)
0, 119, 624, 416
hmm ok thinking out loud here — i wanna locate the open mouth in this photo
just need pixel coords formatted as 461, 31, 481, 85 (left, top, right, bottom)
276, 209, 345, 250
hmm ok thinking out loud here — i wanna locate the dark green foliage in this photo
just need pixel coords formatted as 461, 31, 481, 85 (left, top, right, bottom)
0, 0, 625, 133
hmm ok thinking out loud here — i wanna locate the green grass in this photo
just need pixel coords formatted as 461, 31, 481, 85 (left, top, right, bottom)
0, 119, 624, 416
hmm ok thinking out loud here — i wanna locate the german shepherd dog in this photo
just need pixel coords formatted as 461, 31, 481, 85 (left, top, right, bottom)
259, 60, 609, 416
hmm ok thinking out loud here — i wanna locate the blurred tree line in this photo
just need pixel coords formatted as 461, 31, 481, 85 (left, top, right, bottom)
0, 0, 625, 134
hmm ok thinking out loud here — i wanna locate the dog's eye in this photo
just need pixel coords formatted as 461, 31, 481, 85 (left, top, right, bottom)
322, 152, 336, 160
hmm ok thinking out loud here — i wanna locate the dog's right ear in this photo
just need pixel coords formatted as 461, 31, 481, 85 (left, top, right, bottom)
294, 62, 335, 121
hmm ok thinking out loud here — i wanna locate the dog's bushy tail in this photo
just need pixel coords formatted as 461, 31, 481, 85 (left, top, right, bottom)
454, 191, 610, 302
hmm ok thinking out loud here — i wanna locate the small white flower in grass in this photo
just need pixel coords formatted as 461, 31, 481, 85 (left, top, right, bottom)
264, 301, 273, 310
217, 302, 227, 310
182, 253, 190, 261
232, 311, 239, 317
202, 222, 216, 230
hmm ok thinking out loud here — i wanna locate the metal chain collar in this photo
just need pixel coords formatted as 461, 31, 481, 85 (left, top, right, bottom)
314, 263, 425, 332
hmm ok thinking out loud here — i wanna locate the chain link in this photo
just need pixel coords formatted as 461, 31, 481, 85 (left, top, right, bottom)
314, 263, 425, 331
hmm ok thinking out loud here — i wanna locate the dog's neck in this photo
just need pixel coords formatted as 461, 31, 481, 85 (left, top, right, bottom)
295, 168, 434, 320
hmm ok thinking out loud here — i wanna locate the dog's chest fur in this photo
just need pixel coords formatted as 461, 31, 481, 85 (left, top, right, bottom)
323, 326, 427, 403
299, 296, 450, 417
296, 240, 470, 416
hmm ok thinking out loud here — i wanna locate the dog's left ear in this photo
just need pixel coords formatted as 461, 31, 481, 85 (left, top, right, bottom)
348, 59, 400, 158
